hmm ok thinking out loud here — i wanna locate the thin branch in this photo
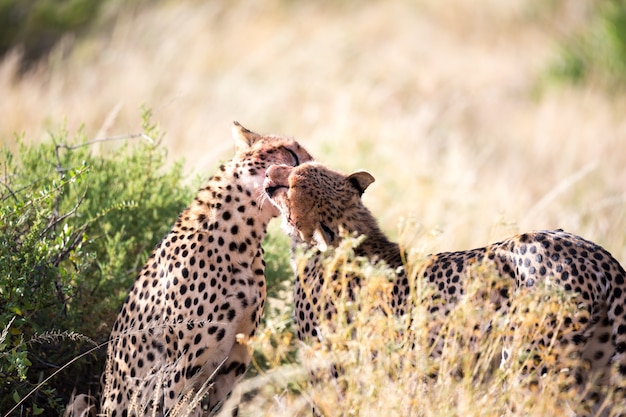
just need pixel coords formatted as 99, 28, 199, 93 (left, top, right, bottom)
40, 185, 89, 238
51, 223, 89, 309
29, 353, 62, 370
4, 167, 87, 211
55, 132, 155, 152
1, 161, 20, 203
53, 137, 63, 218
0, 179, 19, 203
50, 222, 89, 268
0, 176, 44, 202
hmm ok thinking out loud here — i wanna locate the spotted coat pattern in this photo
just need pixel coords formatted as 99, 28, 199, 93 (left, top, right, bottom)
264, 161, 626, 414
100, 123, 312, 417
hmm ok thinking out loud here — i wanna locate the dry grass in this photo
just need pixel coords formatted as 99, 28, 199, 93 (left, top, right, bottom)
82, 238, 622, 417
240, 242, 617, 417
3, 0, 625, 415
1, 0, 624, 254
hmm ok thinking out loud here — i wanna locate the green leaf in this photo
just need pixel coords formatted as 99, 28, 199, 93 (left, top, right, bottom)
9, 307, 22, 316
33, 403, 44, 415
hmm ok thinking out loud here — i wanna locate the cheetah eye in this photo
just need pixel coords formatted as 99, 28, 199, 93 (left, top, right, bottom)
283, 147, 300, 167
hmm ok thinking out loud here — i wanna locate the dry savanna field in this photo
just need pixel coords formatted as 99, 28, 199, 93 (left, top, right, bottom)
1, 0, 626, 416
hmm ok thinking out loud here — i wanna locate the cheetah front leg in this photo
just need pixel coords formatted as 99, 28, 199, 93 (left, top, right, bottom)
163, 326, 251, 417
204, 342, 250, 417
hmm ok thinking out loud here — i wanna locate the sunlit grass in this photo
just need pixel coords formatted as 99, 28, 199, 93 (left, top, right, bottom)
2, 0, 626, 414
235, 236, 614, 417
93, 232, 620, 416
1, 0, 619, 257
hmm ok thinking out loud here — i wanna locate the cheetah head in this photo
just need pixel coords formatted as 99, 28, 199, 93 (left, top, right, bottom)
264, 161, 374, 251
231, 122, 313, 211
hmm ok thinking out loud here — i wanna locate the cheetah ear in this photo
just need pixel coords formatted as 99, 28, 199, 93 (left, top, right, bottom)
347, 171, 375, 196
232, 121, 261, 151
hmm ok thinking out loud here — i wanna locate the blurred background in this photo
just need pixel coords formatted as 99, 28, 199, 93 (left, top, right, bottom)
1, 0, 626, 414
2, 0, 625, 253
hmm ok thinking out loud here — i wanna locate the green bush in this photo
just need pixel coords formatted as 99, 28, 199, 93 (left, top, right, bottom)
548, 0, 626, 89
0, 0, 104, 69
0, 109, 300, 415
0, 0, 161, 71
0, 109, 195, 415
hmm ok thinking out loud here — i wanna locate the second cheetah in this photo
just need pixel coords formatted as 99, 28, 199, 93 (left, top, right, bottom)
264, 160, 626, 414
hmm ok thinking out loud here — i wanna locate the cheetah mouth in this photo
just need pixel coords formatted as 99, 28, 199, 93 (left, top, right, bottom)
263, 176, 288, 199
264, 185, 287, 199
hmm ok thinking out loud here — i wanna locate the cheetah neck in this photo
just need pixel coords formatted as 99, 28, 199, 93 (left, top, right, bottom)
181, 162, 277, 238
344, 206, 403, 270
357, 230, 403, 270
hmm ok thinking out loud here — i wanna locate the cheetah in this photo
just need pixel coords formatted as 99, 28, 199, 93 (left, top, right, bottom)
263, 162, 405, 342
100, 123, 313, 417
263, 161, 626, 413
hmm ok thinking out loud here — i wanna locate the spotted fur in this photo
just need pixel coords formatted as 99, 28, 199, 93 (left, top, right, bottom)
99, 123, 313, 417
264, 161, 626, 414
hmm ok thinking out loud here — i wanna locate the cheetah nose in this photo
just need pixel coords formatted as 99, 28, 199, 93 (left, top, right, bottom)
266, 164, 291, 180
266, 165, 279, 178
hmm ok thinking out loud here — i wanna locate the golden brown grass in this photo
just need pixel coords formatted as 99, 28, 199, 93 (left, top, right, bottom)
91, 236, 622, 416
239, 239, 617, 417
1, 0, 624, 255
3, 1, 625, 415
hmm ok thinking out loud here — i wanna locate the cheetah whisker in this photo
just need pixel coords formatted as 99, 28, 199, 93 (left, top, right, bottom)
255, 183, 272, 210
